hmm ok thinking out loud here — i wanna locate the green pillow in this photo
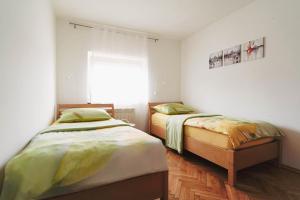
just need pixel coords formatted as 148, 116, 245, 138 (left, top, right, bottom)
57, 108, 111, 123
153, 103, 194, 115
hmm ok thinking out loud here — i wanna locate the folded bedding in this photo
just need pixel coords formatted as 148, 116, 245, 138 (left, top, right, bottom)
0, 120, 167, 200
152, 112, 283, 153
41, 118, 129, 133
165, 113, 220, 153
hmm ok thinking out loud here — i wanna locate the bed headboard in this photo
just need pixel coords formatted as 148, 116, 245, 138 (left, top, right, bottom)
56, 104, 115, 119
147, 101, 183, 132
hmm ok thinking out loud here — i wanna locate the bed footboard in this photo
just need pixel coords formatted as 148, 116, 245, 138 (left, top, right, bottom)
47, 171, 168, 200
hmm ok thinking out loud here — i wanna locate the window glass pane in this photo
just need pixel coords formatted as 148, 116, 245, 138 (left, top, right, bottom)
88, 53, 148, 107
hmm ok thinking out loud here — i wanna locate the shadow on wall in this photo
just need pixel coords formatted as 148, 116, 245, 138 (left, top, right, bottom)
0, 165, 4, 194
279, 127, 300, 169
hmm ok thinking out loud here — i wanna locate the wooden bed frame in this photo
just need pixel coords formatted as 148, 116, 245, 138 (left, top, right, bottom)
48, 104, 168, 200
148, 102, 281, 186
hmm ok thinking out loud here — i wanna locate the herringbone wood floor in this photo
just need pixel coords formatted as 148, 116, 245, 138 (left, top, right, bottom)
167, 149, 300, 200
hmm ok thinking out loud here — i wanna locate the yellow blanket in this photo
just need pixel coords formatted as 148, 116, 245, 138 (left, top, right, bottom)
185, 116, 283, 148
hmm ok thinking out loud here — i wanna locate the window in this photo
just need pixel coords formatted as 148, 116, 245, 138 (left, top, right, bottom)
87, 52, 148, 107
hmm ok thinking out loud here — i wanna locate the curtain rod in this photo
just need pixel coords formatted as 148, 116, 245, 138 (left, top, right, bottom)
69, 22, 159, 42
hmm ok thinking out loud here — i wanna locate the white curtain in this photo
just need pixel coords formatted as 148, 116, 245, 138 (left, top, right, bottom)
87, 27, 148, 130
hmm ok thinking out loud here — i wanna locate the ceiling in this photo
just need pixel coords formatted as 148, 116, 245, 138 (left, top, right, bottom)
52, 0, 254, 39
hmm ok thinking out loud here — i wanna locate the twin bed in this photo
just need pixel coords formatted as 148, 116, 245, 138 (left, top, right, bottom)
148, 102, 282, 186
48, 104, 169, 200
0, 104, 168, 200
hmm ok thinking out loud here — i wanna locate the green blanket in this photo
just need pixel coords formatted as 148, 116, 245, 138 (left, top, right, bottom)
40, 119, 129, 134
0, 120, 131, 200
166, 114, 220, 153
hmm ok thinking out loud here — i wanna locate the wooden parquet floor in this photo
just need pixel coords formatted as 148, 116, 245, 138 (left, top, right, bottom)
166, 149, 300, 200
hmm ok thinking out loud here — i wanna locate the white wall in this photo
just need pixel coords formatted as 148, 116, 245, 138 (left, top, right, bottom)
148, 38, 181, 102
181, 0, 300, 169
56, 19, 181, 128
0, 0, 56, 170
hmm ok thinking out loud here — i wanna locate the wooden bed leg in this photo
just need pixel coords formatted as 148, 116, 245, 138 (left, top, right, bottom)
228, 168, 236, 186
227, 150, 236, 186
270, 139, 282, 168
276, 138, 282, 167
161, 171, 169, 200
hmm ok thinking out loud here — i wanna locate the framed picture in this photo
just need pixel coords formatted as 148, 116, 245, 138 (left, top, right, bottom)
209, 50, 223, 69
242, 37, 264, 62
223, 45, 241, 66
